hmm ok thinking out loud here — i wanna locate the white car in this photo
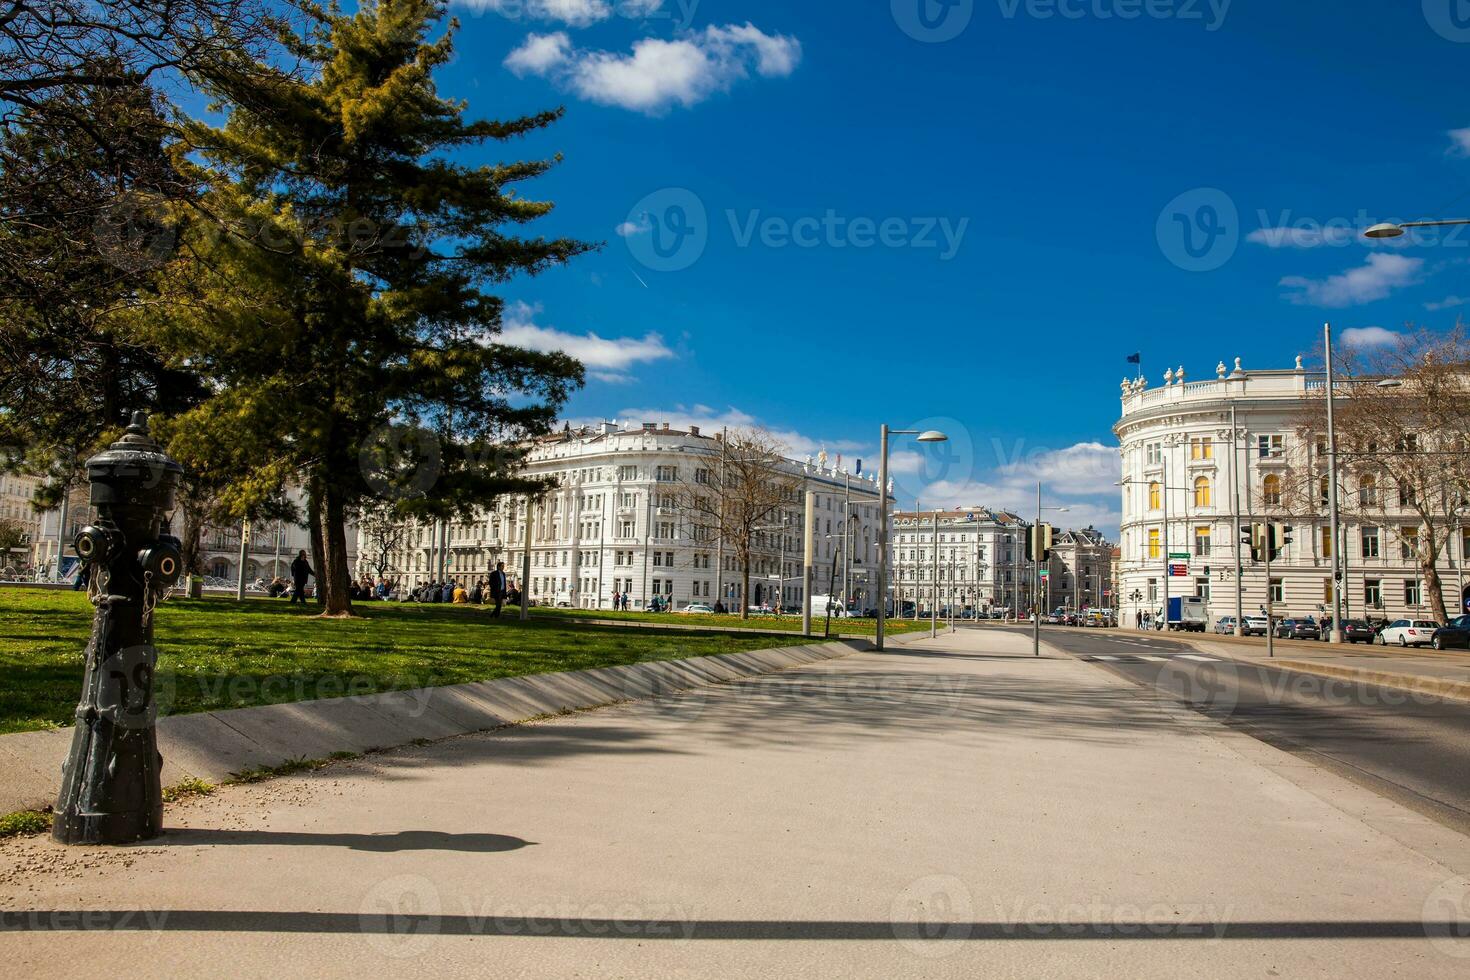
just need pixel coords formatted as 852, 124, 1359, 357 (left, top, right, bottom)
681, 603, 715, 614
1378, 619, 1441, 647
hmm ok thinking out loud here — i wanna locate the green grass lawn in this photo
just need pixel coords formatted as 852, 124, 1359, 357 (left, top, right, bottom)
529, 605, 934, 637
0, 587, 825, 735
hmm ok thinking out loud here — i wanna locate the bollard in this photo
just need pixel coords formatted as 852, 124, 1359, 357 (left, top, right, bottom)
53, 412, 183, 845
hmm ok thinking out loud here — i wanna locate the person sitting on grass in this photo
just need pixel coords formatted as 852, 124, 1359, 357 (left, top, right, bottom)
453, 581, 468, 604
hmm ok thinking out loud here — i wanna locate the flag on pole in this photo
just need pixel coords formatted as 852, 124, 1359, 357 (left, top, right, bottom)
1126, 352, 1141, 364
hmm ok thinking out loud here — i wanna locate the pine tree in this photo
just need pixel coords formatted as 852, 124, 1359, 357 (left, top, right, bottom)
166, 0, 590, 615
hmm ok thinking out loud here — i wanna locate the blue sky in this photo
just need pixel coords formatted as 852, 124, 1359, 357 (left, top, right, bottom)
430, 0, 1470, 534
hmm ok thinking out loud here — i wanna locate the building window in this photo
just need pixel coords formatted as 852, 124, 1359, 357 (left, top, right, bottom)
1319, 475, 1330, 506
1320, 526, 1332, 558
1359, 475, 1377, 507
618, 465, 637, 481
1147, 528, 1160, 559
1269, 578, 1283, 603
1361, 526, 1380, 559
1400, 527, 1419, 561
1365, 579, 1382, 609
1262, 474, 1282, 507
655, 465, 678, 482
1257, 434, 1284, 458
1405, 579, 1422, 606
1193, 476, 1212, 508
1323, 578, 1333, 602
1146, 578, 1158, 603
1148, 482, 1161, 511
1190, 436, 1213, 460
1195, 577, 1210, 600
1194, 526, 1211, 557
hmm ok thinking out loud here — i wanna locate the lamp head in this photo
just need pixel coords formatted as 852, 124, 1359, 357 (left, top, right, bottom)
916, 430, 948, 443
1364, 223, 1405, 240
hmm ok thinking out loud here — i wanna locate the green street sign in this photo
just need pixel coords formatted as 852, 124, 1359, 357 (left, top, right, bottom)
1169, 552, 1190, 560
1039, 569, 1050, 578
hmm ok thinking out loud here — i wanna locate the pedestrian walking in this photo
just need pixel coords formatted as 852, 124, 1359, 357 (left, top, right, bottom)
290, 550, 312, 605
488, 562, 507, 618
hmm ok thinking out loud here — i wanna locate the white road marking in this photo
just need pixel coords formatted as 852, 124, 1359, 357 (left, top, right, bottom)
1179, 654, 1219, 662
1093, 655, 1121, 661
1138, 655, 1168, 663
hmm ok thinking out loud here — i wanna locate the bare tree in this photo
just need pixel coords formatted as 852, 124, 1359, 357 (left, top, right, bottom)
673, 428, 797, 619
1291, 325, 1470, 623
357, 502, 409, 583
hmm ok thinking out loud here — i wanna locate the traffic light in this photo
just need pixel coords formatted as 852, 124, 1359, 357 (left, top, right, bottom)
1027, 523, 1053, 562
1242, 523, 1263, 562
1265, 523, 1293, 562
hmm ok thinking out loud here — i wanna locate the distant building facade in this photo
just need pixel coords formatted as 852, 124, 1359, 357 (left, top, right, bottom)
1115, 359, 1465, 627
370, 422, 889, 612
889, 508, 1032, 615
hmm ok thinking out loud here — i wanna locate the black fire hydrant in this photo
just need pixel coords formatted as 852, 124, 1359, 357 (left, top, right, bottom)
53, 412, 183, 845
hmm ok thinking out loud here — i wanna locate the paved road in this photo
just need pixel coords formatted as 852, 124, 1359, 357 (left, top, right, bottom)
1032, 625, 1470, 835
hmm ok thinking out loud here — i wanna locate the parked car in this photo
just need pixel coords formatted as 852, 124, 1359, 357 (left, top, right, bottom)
1214, 616, 1238, 635
1377, 619, 1441, 648
1315, 619, 1376, 643
681, 603, 715, 614
1431, 615, 1470, 650
1242, 616, 1269, 636
1274, 618, 1321, 640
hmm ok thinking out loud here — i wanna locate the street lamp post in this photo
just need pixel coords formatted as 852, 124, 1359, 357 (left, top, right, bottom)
876, 425, 948, 651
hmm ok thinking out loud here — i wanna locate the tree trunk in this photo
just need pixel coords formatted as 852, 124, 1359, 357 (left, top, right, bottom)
1422, 554, 1448, 624
740, 559, 750, 620
307, 484, 326, 606
179, 506, 204, 576
319, 482, 355, 617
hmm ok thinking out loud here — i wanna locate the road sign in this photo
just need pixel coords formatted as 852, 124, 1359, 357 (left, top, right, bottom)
1169, 563, 1189, 577
1169, 552, 1190, 560
1040, 569, 1049, 578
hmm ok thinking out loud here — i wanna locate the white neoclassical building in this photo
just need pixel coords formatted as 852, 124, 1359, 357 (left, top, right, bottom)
1115, 358, 1468, 628
890, 508, 1031, 616
374, 421, 889, 612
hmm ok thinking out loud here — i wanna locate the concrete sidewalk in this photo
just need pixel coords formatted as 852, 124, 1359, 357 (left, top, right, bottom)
1, 627, 1466, 977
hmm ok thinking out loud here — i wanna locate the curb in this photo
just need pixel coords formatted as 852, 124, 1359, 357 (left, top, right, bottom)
0, 638, 869, 816
1170, 637, 1470, 704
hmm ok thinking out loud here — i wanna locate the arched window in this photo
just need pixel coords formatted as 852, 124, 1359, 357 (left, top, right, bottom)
1263, 474, 1282, 507
1194, 476, 1212, 508
209, 558, 230, 579
1148, 482, 1161, 510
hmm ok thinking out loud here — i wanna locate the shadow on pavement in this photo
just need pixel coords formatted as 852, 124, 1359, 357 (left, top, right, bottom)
0, 909, 1456, 940
158, 829, 533, 853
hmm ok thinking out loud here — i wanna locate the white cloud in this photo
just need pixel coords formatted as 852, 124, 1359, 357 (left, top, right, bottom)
1449, 127, 1470, 157
1339, 326, 1402, 349
498, 301, 675, 378
1425, 295, 1468, 311
466, 0, 618, 28
1247, 225, 1351, 249
1278, 253, 1424, 308
504, 22, 802, 114
615, 214, 652, 237
504, 32, 572, 75
566, 404, 862, 458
